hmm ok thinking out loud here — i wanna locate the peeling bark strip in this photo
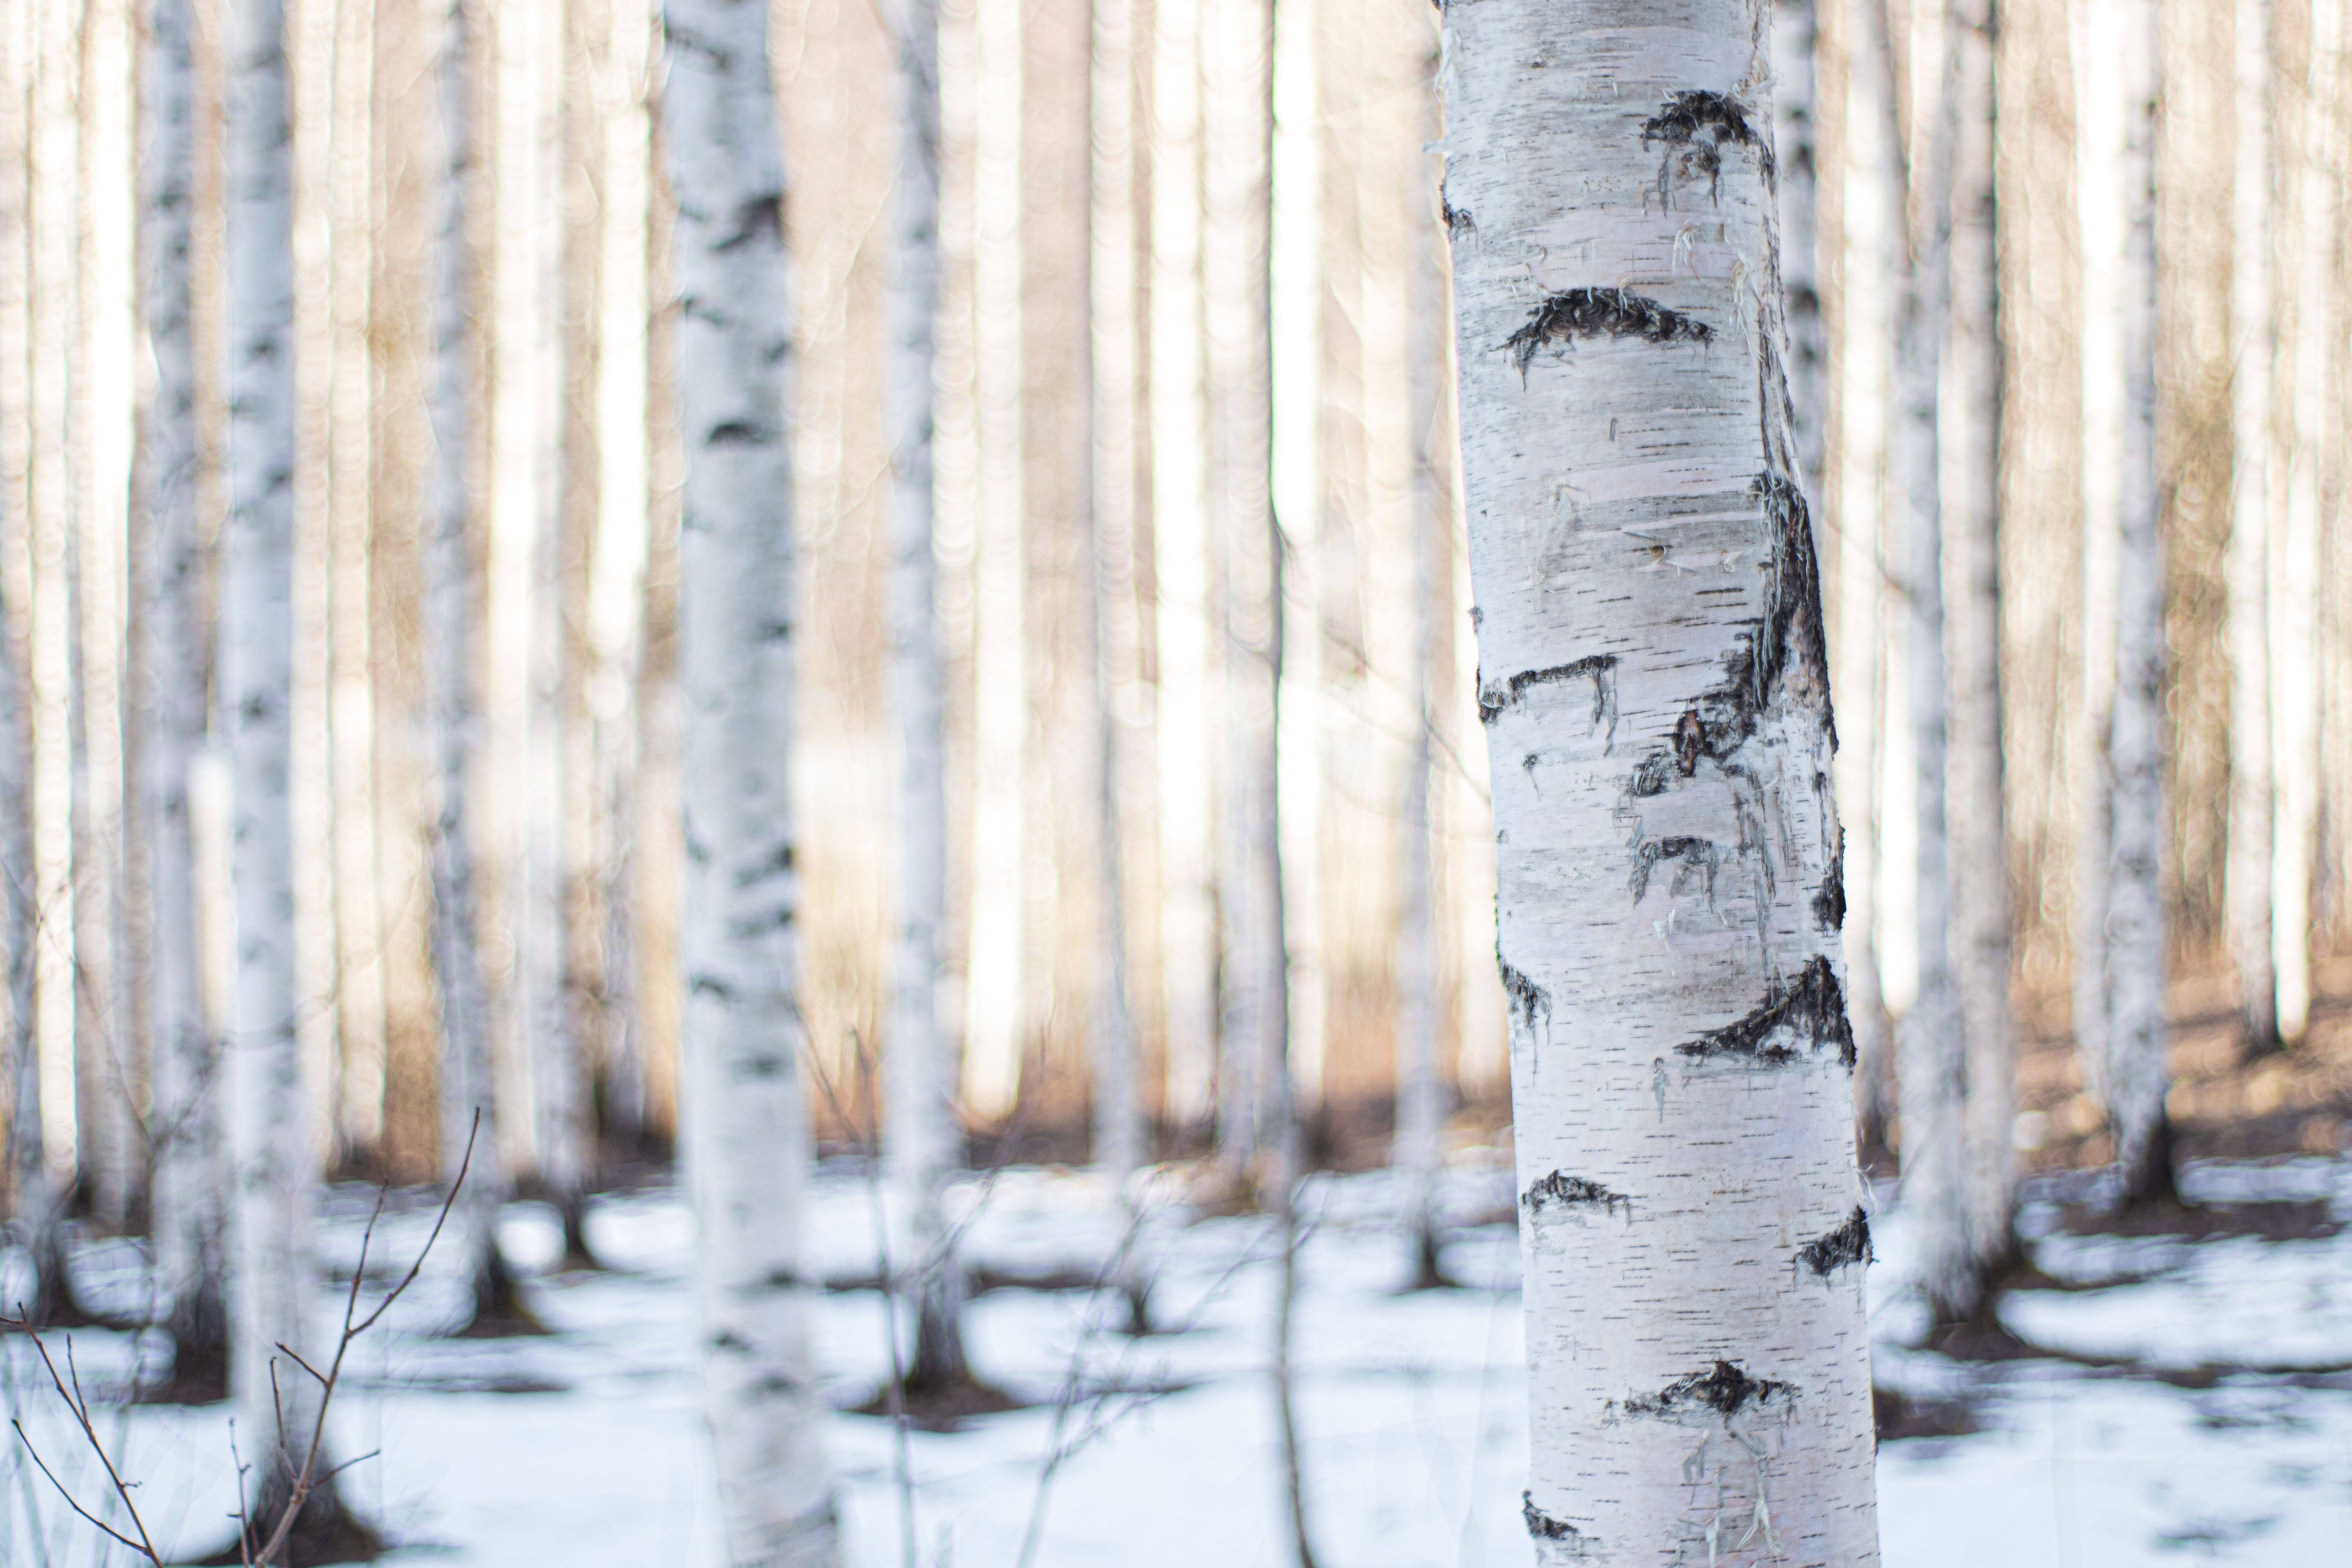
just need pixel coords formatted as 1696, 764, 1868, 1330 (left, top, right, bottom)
1478, 654, 1618, 729
1674, 955, 1855, 1069
1500, 288, 1710, 376
1446, 0, 1874, 1556
1522, 1171, 1633, 1220
1624, 1360, 1791, 1421
1522, 1493, 1590, 1553
1795, 1207, 1872, 1276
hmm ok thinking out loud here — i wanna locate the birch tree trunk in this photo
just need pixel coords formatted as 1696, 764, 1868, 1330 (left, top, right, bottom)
141, 0, 229, 1394
879, 0, 974, 1397
1773, 0, 1825, 510
1089, 0, 1144, 1194
430, 0, 533, 1334
1441, 2, 1880, 1558
1884, 0, 1972, 1322
222, 0, 372, 1540
0, 0, 82, 1330
1948, 0, 2017, 1304
1204, 0, 1284, 1190
2225, 0, 2277, 1057
2106, 0, 2173, 1209
659, 0, 842, 1554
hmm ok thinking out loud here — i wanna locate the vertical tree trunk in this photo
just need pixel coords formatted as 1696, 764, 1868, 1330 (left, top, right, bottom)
1774, 0, 1826, 510
658, 0, 842, 1553
2106, 0, 2173, 1209
141, 0, 230, 1394
881, 0, 974, 1397
1150, 0, 1218, 1139
222, 0, 373, 1541
1204, 0, 1281, 1189
1088, 0, 1145, 1190
430, 0, 534, 1336
1948, 0, 2017, 1304
1884, 0, 1971, 1322
2274, 0, 2340, 1050
1442, 2, 1880, 1557
1395, 167, 1448, 1292
2225, 0, 2277, 1058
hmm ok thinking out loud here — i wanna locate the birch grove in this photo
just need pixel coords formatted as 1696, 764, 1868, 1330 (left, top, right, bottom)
1440, 2, 1877, 1557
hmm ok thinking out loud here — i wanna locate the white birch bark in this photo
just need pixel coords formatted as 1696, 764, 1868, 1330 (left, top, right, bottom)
1948, 0, 2015, 1300
428, 0, 525, 1329
222, 0, 338, 1507
1151, 0, 1218, 1131
1837, 0, 1895, 1154
1772, 0, 1825, 511
658, 0, 841, 1552
879, 0, 972, 1392
141, 0, 229, 1387
1441, 2, 1879, 1557
2225, 0, 2278, 1056
1204, 0, 1283, 1183
2273, 0, 2338, 1050
2105, 0, 2173, 1207
1089, 0, 1145, 1187
74, 0, 141, 1229
1884, 0, 1970, 1320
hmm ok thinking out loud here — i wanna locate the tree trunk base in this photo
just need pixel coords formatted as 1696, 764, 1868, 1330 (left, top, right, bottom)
2113, 1115, 2181, 1213
854, 1369, 1025, 1431
450, 1237, 548, 1338
553, 1190, 603, 1272
192, 1468, 385, 1566
1397, 1223, 1458, 1292
136, 1323, 231, 1405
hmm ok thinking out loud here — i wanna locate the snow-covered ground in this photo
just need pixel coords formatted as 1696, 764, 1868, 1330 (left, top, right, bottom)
2, 1154, 2348, 1566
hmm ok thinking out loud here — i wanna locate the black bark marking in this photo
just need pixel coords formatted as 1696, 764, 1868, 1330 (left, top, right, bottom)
1795, 1207, 1873, 1276
1499, 288, 1710, 378
1522, 1494, 1588, 1551
1673, 955, 1855, 1069
1441, 194, 1473, 237
1624, 473, 1836, 794
1641, 90, 1771, 209
1499, 957, 1550, 1039
1624, 1360, 1790, 1421
1478, 654, 1617, 739
1522, 1172, 1631, 1222
1815, 821, 1847, 933
1628, 835, 1717, 906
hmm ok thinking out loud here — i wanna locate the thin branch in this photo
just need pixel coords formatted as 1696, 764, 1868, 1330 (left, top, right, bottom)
10, 1420, 158, 1559
1, 1305, 162, 1562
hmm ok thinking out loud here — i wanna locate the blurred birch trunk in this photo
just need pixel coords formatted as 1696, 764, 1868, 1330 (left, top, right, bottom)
1442, 2, 1879, 1554
1949, 0, 2017, 1303
659, 0, 842, 1550
2226, 0, 2278, 1057
141, 0, 230, 1391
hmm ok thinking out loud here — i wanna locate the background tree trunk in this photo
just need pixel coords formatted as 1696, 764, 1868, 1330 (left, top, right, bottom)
141, 0, 229, 1393
1443, 3, 1879, 1557
659, 0, 842, 1552
1949, 0, 2018, 1304
2226, 0, 2277, 1058
2106, 0, 2173, 1208
1775, 0, 1826, 510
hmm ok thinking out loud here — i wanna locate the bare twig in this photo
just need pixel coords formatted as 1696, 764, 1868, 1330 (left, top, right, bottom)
2, 1302, 162, 1562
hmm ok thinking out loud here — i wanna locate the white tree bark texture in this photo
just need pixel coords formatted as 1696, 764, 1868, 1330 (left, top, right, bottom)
1885, 0, 1970, 1321
1947, 0, 2015, 1303
1771, 0, 1824, 514
222, 0, 329, 1476
1205, 0, 1286, 1184
2105, 0, 2172, 1208
1439, 3, 1880, 1561
428, 0, 517, 1319
140, 0, 229, 1384
2225, 0, 2277, 1056
657, 0, 842, 1555
1088, 0, 1145, 1187
879, 0, 973, 1392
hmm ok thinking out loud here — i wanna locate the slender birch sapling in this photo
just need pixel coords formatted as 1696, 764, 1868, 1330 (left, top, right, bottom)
1440, 1, 1880, 1557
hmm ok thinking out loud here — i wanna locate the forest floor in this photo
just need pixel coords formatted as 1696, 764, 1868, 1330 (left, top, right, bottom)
1, 1140, 2348, 1566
